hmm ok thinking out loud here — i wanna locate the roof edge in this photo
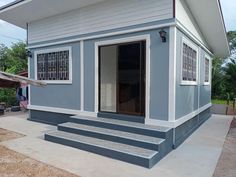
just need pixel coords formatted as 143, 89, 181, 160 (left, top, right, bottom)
217, 0, 231, 57
0, 0, 24, 10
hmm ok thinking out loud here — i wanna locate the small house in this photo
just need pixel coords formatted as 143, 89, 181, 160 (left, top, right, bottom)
0, 0, 230, 168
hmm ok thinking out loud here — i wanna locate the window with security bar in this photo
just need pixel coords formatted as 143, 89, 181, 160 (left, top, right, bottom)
182, 43, 197, 82
37, 50, 70, 81
205, 58, 210, 83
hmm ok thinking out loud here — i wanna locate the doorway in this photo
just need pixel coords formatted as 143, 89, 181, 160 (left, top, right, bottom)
99, 41, 146, 116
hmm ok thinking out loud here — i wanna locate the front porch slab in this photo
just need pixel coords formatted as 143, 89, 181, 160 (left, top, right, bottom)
0, 114, 232, 177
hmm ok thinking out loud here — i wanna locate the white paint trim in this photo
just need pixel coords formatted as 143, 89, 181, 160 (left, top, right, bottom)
80, 41, 84, 111
94, 42, 99, 114
27, 105, 97, 117
94, 34, 151, 118
145, 103, 212, 128
180, 36, 199, 86
168, 26, 177, 122
203, 54, 211, 86
34, 46, 73, 84
27, 22, 175, 49
27, 57, 31, 105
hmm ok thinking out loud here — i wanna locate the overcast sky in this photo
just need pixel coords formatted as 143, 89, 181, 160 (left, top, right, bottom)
0, 0, 236, 47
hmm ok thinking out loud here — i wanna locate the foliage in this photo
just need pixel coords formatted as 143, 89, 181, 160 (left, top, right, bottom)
211, 99, 227, 105
223, 59, 236, 98
0, 44, 9, 72
0, 42, 27, 74
211, 56, 226, 99
212, 31, 236, 100
0, 42, 27, 107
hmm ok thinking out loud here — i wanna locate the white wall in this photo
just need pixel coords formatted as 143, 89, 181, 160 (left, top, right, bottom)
100, 45, 117, 112
28, 0, 173, 44
176, 0, 209, 47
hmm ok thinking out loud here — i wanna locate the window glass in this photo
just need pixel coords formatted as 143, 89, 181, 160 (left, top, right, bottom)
205, 58, 210, 83
182, 43, 197, 82
37, 50, 69, 81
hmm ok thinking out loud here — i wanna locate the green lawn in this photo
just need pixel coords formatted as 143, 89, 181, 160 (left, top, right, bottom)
211, 99, 228, 105
211, 99, 235, 107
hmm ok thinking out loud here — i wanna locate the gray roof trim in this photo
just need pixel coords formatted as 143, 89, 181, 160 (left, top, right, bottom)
0, 0, 25, 11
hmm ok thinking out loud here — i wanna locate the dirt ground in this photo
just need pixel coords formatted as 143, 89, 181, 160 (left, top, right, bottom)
213, 117, 236, 177
0, 128, 79, 177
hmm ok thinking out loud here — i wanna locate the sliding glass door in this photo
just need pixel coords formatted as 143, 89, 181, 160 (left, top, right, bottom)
99, 41, 145, 116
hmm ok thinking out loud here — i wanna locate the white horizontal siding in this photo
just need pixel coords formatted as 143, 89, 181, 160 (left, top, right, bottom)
28, 0, 173, 44
176, 0, 209, 47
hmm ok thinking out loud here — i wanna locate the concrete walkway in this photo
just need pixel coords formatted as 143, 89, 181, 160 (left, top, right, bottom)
0, 114, 232, 177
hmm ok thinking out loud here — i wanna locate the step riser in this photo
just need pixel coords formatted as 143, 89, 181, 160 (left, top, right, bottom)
45, 134, 157, 168
68, 117, 166, 138
97, 112, 145, 123
58, 125, 160, 150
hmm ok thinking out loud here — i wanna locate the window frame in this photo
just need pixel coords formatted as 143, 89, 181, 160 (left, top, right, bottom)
180, 37, 199, 86
34, 46, 72, 84
204, 55, 211, 86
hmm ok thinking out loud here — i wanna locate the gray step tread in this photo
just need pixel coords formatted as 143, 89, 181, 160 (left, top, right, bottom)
71, 115, 170, 132
60, 122, 165, 144
47, 131, 158, 158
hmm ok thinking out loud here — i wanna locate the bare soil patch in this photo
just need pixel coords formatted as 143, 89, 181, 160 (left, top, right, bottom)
213, 117, 236, 177
0, 129, 79, 177
0, 128, 24, 142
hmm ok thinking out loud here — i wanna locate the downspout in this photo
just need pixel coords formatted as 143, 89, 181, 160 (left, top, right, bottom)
173, 0, 176, 18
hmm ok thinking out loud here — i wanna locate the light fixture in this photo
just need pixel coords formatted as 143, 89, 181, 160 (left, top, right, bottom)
26, 50, 32, 58
159, 29, 167, 43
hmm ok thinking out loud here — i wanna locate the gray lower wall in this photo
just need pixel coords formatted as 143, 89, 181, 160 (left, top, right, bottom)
173, 107, 211, 148
28, 110, 72, 125
175, 29, 211, 119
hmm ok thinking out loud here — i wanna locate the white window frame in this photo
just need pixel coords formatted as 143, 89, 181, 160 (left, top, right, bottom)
34, 46, 72, 84
204, 55, 211, 85
180, 37, 199, 86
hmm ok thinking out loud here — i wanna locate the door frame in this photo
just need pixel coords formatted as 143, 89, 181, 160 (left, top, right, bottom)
94, 34, 151, 119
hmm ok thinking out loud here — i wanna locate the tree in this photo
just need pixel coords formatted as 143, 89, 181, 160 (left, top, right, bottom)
5, 42, 27, 74
211, 56, 226, 99
0, 42, 27, 107
0, 44, 9, 71
211, 31, 236, 100
223, 59, 236, 99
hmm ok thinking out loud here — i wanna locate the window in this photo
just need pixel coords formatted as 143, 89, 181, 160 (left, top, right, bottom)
35, 47, 72, 83
181, 38, 198, 85
204, 57, 210, 84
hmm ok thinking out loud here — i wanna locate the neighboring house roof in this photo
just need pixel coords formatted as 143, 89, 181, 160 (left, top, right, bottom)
0, 0, 230, 57
0, 71, 47, 88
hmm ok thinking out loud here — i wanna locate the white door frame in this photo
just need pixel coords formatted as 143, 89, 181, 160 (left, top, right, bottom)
94, 34, 151, 119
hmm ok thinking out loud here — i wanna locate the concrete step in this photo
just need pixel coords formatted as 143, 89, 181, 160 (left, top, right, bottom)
45, 130, 160, 168
69, 115, 172, 138
58, 122, 165, 150
97, 112, 145, 123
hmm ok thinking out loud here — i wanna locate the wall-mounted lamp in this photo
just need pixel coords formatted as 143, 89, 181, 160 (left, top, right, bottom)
26, 50, 32, 58
159, 29, 167, 43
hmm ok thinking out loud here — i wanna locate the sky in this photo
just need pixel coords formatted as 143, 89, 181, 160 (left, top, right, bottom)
0, 0, 236, 47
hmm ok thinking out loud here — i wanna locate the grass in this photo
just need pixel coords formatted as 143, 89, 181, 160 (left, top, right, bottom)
211, 99, 228, 105
212, 99, 235, 106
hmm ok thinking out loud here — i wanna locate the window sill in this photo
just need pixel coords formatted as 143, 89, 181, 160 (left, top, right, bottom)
203, 82, 210, 86
180, 81, 198, 86
38, 80, 72, 85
